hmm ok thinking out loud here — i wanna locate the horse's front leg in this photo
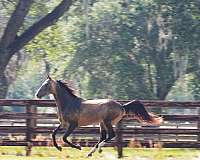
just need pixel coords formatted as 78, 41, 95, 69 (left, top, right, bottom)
63, 122, 81, 150
52, 124, 62, 151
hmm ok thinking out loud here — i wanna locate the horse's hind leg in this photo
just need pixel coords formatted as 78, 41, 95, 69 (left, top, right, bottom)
104, 120, 116, 141
97, 128, 106, 153
98, 120, 115, 149
87, 122, 107, 157
52, 124, 62, 151
63, 122, 81, 150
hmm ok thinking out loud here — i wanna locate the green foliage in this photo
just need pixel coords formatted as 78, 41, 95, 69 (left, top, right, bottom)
6, 0, 200, 101
8, 60, 45, 99
64, 0, 155, 99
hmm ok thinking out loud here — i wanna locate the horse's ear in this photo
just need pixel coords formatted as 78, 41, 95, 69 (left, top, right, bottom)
47, 74, 52, 80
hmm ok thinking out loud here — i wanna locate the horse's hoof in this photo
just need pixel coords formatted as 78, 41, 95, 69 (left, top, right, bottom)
72, 144, 81, 150
56, 146, 62, 151
87, 153, 92, 157
75, 144, 82, 150
98, 148, 103, 153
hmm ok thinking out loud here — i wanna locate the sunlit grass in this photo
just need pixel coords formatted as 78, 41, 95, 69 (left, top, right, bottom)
0, 147, 199, 160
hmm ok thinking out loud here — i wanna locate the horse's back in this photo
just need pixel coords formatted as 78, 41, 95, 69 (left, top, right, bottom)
82, 99, 111, 105
81, 99, 122, 110
78, 99, 123, 126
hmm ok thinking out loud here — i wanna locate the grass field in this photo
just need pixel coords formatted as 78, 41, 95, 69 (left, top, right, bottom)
0, 147, 199, 160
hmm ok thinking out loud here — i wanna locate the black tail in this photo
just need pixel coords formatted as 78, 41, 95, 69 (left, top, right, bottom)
123, 100, 163, 125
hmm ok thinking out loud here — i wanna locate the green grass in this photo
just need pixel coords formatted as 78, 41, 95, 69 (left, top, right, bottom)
0, 147, 199, 160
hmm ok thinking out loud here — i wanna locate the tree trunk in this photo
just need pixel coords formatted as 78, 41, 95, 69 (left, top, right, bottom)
155, 66, 169, 100
0, 52, 9, 101
154, 51, 176, 100
0, 0, 74, 99
0, 69, 8, 111
0, 71, 8, 99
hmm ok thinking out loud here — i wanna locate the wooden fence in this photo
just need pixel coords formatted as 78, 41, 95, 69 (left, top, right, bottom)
0, 99, 200, 157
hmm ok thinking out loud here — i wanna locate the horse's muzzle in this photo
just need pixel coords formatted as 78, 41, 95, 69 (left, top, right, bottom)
35, 93, 42, 99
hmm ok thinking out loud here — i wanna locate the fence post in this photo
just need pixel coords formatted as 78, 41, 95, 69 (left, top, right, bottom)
116, 120, 123, 158
26, 105, 36, 156
198, 107, 200, 142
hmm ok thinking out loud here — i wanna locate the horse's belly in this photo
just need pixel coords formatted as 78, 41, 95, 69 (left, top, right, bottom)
78, 108, 104, 126
78, 114, 102, 126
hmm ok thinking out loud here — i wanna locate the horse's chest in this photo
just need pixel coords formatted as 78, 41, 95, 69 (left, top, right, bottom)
56, 107, 67, 126
57, 111, 79, 128
58, 115, 67, 127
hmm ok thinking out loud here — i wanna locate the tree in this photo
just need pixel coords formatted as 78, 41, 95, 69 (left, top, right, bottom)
5, 0, 199, 101
63, 0, 154, 99
0, 0, 74, 98
62, 0, 200, 100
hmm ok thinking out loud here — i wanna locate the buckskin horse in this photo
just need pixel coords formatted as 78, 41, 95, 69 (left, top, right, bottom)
35, 75, 163, 157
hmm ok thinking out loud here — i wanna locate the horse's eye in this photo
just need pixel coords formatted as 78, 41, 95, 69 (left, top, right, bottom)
44, 83, 49, 87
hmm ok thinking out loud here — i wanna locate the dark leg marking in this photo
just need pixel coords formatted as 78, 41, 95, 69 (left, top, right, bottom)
52, 124, 62, 151
98, 130, 107, 153
103, 120, 116, 142
97, 120, 115, 151
87, 122, 107, 157
63, 122, 81, 150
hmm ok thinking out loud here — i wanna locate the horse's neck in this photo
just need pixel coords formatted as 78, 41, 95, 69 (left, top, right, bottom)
53, 93, 63, 117
53, 90, 82, 118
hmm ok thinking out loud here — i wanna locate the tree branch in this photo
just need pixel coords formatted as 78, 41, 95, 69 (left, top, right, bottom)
7, 0, 73, 56
0, 0, 33, 49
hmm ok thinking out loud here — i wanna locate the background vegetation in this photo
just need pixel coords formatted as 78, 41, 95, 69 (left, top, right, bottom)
0, 0, 200, 111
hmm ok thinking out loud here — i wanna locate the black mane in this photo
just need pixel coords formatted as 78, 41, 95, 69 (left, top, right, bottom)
57, 80, 78, 97
56, 80, 82, 115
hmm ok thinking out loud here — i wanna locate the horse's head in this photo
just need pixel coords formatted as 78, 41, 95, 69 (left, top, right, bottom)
35, 75, 56, 98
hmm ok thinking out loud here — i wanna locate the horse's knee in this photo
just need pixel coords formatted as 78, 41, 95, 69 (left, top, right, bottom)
52, 132, 55, 138
100, 130, 107, 140
52, 132, 57, 141
62, 135, 67, 143
109, 131, 115, 138
108, 132, 115, 140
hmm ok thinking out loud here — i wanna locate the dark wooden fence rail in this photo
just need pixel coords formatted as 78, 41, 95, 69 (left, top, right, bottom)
0, 99, 200, 157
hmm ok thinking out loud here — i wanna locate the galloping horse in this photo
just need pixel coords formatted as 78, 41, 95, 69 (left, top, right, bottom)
35, 76, 163, 157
